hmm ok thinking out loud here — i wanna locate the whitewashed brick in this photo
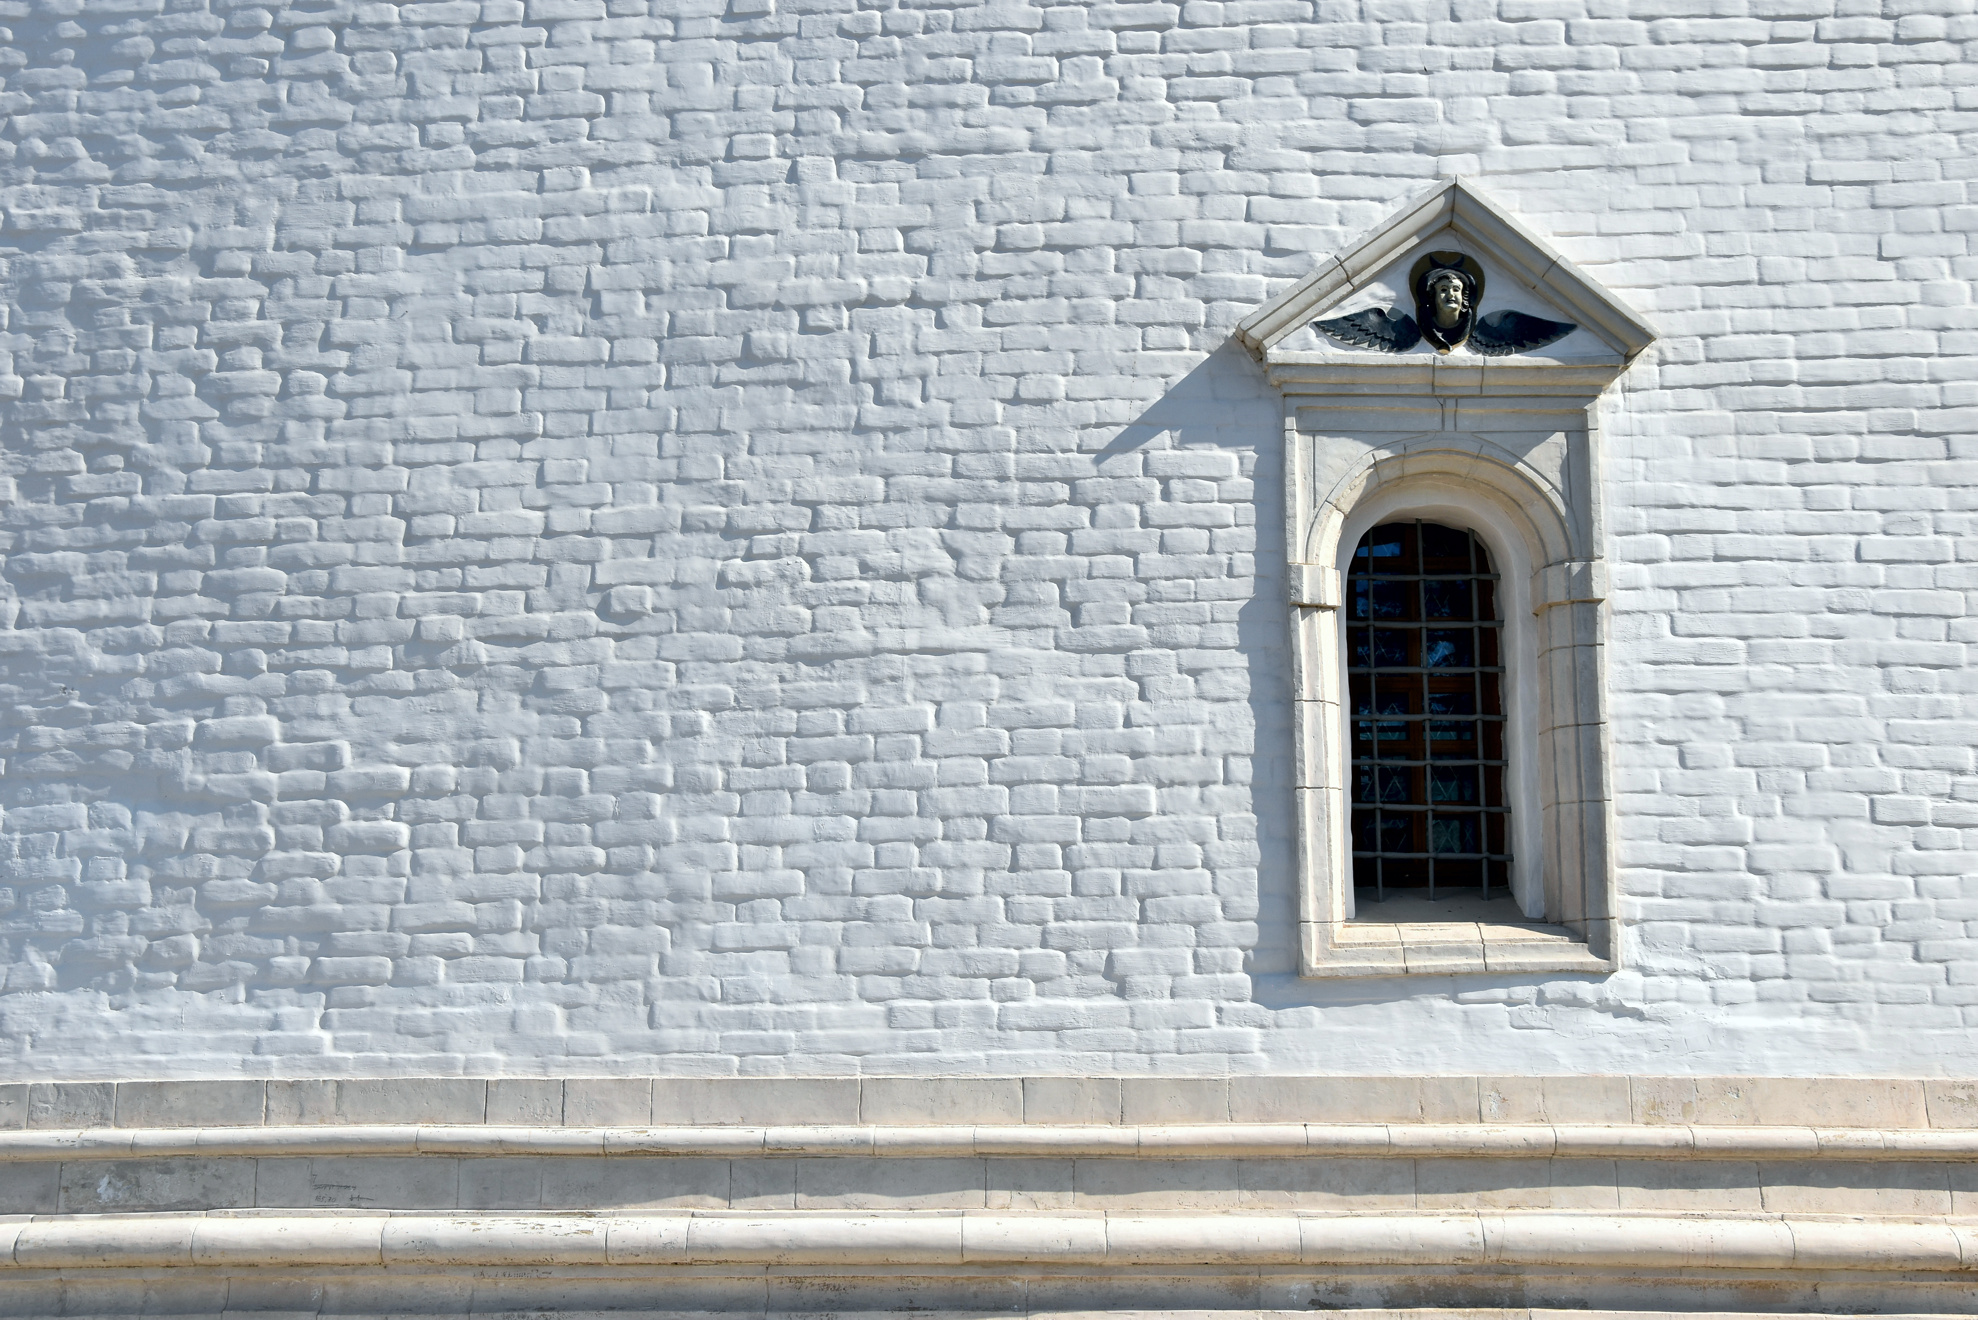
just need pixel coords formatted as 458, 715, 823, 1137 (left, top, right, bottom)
0, 0, 1970, 1080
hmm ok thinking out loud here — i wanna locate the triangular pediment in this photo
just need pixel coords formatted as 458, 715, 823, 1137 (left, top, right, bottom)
1236, 179, 1655, 371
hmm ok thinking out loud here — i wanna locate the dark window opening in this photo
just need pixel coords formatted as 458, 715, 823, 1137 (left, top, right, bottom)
1348, 520, 1510, 904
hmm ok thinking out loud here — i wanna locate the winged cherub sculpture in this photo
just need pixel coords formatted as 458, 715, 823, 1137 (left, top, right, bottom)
1314, 251, 1577, 357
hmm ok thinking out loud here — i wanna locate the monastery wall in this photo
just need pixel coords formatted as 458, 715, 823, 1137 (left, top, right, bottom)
0, 0, 1974, 1080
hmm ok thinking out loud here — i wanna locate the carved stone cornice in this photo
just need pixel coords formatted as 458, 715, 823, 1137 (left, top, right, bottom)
1262, 354, 1631, 400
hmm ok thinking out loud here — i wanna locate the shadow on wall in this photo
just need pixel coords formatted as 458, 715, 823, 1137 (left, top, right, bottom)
1094, 339, 1303, 981
1099, 342, 1594, 1012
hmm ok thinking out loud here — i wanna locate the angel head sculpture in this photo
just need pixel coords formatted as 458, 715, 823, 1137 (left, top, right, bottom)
1415, 255, 1480, 352
1313, 249, 1577, 357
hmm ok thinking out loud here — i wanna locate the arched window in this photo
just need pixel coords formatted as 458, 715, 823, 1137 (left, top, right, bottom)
1347, 520, 1509, 907
1283, 445, 1616, 979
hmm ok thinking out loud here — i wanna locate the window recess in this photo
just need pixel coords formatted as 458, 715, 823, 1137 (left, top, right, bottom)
1348, 520, 1511, 906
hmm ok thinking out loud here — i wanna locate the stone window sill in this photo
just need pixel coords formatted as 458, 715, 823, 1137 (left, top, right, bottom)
1304, 916, 1614, 978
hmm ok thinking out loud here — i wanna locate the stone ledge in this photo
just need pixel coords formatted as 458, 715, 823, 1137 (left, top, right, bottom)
7, 1076, 1970, 1130
6, 1121, 1978, 1162
0, 1211, 1972, 1274
1299, 920, 1616, 978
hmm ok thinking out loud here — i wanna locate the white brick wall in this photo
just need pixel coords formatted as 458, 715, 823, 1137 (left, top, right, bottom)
0, 0, 1973, 1077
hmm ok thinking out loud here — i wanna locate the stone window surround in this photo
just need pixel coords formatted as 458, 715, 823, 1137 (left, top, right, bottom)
1287, 428, 1618, 979
1236, 179, 1657, 980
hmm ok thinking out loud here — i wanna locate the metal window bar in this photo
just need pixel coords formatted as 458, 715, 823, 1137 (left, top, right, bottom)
1349, 666, 1506, 675
1346, 519, 1511, 905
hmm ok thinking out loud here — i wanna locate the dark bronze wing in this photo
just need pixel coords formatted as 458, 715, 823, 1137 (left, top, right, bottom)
1469, 310, 1576, 356
1314, 308, 1420, 353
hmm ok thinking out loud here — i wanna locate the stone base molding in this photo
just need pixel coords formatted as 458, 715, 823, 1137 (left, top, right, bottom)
2, 1213, 1978, 1317
7, 1120, 1978, 1162
4, 1210, 1977, 1272
4, 1078, 1977, 1314
8, 1075, 1978, 1130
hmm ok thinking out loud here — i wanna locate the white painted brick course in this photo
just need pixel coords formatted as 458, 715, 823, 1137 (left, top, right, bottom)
0, 0, 1973, 1077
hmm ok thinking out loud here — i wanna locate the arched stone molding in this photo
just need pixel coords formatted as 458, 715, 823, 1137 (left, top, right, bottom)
1302, 435, 1575, 568
1241, 181, 1654, 979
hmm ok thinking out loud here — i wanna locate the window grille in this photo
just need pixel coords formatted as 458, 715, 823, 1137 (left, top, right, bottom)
1347, 520, 1510, 903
